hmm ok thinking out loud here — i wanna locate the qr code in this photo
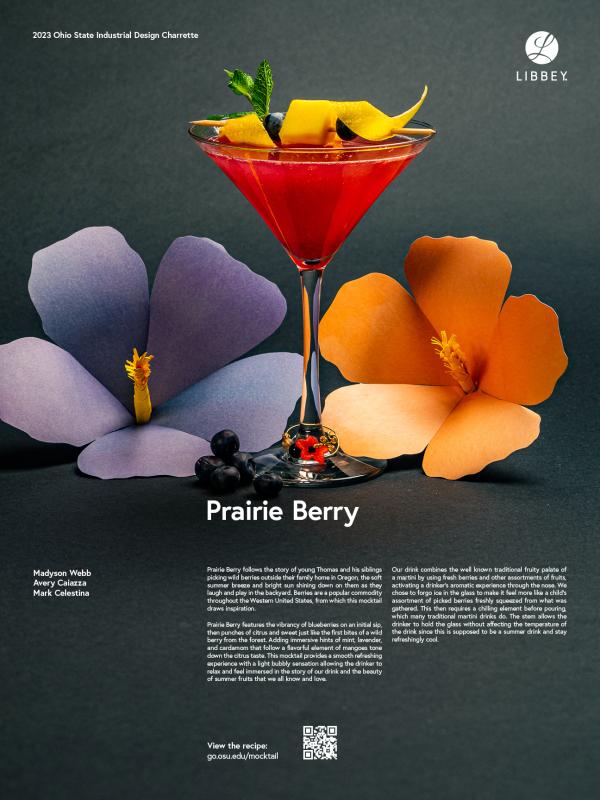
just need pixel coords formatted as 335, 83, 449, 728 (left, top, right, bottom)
303, 725, 337, 760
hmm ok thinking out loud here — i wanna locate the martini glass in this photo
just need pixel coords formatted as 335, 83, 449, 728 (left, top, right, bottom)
189, 122, 435, 486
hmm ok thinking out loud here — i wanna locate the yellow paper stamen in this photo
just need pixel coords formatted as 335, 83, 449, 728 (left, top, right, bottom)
431, 331, 475, 394
124, 348, 154, 424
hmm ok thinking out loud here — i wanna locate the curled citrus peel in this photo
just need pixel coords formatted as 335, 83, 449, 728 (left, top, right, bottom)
219, 114, 274, 147
333, 85, 429, 141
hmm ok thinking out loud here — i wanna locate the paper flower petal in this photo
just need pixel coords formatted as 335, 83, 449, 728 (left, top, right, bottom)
322, 383, 462, 459
405, 237, 512, 380
0, 338, 132, 446
320, 273, 452, 385
146, 238, 287, 406
29, 227, 149, 408
479, 295, 568, 406
423, 391, 540, 479
77, 424, 210, 478
153, 352, 303, 452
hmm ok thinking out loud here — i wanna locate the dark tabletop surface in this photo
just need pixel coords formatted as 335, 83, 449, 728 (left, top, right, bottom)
2, 1, 599, 798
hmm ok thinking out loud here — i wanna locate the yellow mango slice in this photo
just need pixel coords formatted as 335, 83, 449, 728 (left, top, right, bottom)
219, 113, 274, 147
334, 86, 428, 141
279, 100, 338, 146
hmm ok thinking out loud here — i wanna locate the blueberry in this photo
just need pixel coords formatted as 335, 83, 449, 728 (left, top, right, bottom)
335, 118, 357, 141
264, 112, 285, 141
210, 429, 240, 460
229, 452, 256, 485
210, 465, 241, 493
253, 472, 283, 498
195, 455, 225, 486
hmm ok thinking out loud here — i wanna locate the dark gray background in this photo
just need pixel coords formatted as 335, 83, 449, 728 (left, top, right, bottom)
2, 1, 599, 798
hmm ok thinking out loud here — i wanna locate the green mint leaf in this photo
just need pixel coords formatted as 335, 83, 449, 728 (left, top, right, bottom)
206, 112, 252, 120
224, 68, 254, 101
250, 59, 273, 120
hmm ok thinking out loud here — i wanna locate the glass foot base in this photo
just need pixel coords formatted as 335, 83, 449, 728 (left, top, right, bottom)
252, 447, 387, 488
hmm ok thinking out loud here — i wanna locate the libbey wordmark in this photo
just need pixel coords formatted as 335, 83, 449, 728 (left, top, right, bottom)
516, 31, 567, 83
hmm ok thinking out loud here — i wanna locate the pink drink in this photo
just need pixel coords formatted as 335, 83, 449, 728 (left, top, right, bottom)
201, 138, 423, 269
190, 120, 435, 486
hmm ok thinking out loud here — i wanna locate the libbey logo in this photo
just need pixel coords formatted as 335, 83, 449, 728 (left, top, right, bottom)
526, 32, 559, 64
516, 31, 567, 83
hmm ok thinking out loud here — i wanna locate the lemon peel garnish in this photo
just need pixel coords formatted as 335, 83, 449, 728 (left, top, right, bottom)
334, 86, 429, 142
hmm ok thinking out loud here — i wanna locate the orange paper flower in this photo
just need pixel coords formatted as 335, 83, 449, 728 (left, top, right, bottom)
320, 236, 568, 479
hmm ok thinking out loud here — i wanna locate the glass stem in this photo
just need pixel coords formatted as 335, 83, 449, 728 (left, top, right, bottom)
298, 267, 324, 436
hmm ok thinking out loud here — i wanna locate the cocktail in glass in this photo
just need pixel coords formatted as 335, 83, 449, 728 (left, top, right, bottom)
189, 123, 435, 486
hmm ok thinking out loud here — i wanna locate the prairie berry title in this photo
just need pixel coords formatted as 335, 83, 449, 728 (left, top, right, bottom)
206, 500, 359, 528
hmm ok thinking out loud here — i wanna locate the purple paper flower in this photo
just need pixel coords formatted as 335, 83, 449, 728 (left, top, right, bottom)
0, 227, 302, 478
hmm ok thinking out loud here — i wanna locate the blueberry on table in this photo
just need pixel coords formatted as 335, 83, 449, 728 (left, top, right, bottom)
264, 112, 285, 140
253, 473, 283, 498
229, 452, 256, 485
210, 465, 241, 493
335, 119, 357, 141
195, 455, 225, 486
210, 429, 240, 460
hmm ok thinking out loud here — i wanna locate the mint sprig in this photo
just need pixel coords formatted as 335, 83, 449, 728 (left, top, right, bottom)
220, 60, 274, 121
250, 60, 273, 121
224, 68, 254, 101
